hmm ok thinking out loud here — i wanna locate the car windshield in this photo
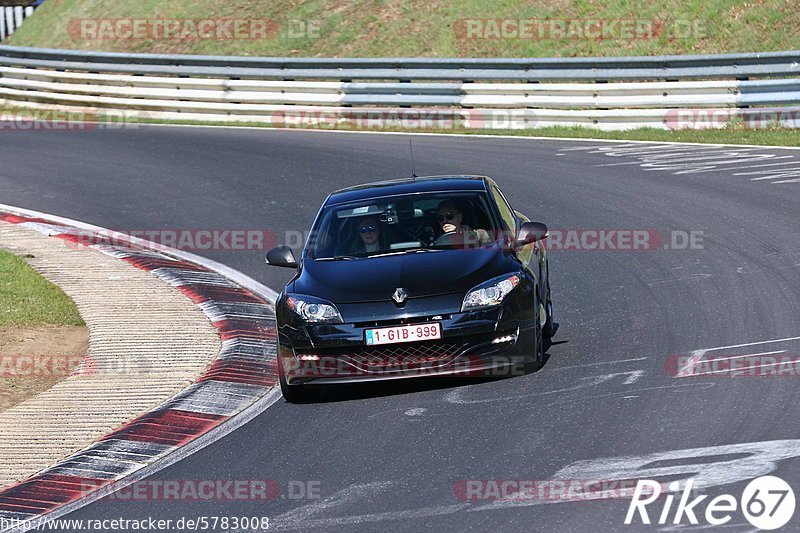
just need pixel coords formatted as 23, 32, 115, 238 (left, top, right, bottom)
307, 191, 501, 260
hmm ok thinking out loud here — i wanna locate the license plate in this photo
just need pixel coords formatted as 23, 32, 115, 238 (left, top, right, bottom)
365, 323, 442, 346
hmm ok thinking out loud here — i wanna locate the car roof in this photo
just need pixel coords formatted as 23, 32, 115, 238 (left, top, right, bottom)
326, 175, 491, 205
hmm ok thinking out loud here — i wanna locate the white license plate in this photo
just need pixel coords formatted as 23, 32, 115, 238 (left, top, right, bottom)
365, 323, 442, 346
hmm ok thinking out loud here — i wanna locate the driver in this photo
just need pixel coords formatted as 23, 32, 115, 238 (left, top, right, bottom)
436, 201, 491, 246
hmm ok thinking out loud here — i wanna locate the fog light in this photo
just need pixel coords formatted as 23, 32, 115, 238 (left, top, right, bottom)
298, 354, 320, 361
492, 333, 518, 345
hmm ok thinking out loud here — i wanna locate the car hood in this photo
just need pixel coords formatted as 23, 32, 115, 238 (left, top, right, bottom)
292, 248, 514, 304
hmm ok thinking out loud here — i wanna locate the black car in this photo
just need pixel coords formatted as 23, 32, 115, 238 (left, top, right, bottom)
266, 175, 554, 401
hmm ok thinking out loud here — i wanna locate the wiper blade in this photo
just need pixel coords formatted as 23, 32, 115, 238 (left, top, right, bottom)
318, 248, 442, 261
406, 248, 442, 253
368, 248, 443, 259
363, 251, 406, 259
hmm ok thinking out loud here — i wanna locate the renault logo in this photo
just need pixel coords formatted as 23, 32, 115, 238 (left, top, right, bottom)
392, 288, 408, 305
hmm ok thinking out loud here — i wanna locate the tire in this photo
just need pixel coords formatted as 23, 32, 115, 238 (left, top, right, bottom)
542, 276, 555, 339
525, 297, 546, 373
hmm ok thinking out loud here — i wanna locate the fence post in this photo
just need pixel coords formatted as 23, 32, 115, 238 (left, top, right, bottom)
0, 8, 5, 42
4, 7, 14, 37
13, 6, 23, 29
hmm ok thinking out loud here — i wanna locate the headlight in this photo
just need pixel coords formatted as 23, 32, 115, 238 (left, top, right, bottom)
462, 273, 521, 311
286, 294, 343, 324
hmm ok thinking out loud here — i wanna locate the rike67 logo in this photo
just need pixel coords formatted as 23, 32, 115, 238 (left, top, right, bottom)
625, 476, 795, 530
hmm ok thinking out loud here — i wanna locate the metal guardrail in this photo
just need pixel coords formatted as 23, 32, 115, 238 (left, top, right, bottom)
1, 45, 800, 130
2, 45, 800, 80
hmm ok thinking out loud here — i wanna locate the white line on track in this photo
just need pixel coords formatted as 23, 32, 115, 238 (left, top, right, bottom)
594, 161, 652, 167
700, 349, 787, 363
566, 143, 800, 183
268, 389, 742, 530
675, 350, 788, 378
687, 360, 793, 378
676, 337, 800, 378
707, 350, 786, 361
548, 357, 648, 372
694, 336, 800, 353
747, 172, 800, 181
726, 158, 799, 170
444, 371, 645, 405
742, 166, 800, 176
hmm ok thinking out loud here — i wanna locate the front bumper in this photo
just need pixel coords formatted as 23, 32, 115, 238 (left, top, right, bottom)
278, 303, 537, 385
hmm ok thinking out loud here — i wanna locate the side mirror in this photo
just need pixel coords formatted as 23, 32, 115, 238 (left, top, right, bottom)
516, 222, 549, 245
266, 246, 298, 268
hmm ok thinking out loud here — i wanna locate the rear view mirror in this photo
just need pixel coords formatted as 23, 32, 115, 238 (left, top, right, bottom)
516, 222, 549, 245
266, 246, 298, 268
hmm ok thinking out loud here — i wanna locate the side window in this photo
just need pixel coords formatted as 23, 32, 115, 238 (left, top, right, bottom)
309, 212, 332, 256
491, 186, 516, 233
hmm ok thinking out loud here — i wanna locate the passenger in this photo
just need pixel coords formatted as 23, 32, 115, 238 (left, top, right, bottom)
436, 201, 491, 245
351, 215, 386, 254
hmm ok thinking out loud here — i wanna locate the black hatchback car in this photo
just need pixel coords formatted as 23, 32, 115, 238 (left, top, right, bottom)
266, 175, 554, 401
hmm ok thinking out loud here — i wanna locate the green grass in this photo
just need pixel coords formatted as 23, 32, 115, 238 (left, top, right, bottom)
0, 250, 84, 327
6, 0, 800, 57
465, 125, 800, 146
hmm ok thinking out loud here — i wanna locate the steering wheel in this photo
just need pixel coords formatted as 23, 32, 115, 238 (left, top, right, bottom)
434, 231, 459, 246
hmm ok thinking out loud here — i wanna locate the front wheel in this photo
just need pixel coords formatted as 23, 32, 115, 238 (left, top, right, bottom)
542, 277, 555, 338
524, 299, 546, 373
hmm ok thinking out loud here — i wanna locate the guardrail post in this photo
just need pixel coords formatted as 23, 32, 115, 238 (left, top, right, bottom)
0, 5, 35, 41
3, 7, 13, 38
13, 6, 23, 29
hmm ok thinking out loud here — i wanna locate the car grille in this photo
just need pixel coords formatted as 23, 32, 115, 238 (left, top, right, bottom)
296, 340, 465, 369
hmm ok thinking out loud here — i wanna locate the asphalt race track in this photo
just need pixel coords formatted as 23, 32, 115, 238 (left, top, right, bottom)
2, 126, 800, 531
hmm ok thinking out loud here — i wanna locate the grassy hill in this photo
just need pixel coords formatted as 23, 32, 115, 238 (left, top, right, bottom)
6, 0, 799, 57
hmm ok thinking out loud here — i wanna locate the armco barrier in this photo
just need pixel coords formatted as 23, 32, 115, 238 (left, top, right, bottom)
1, 45, 800, 130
